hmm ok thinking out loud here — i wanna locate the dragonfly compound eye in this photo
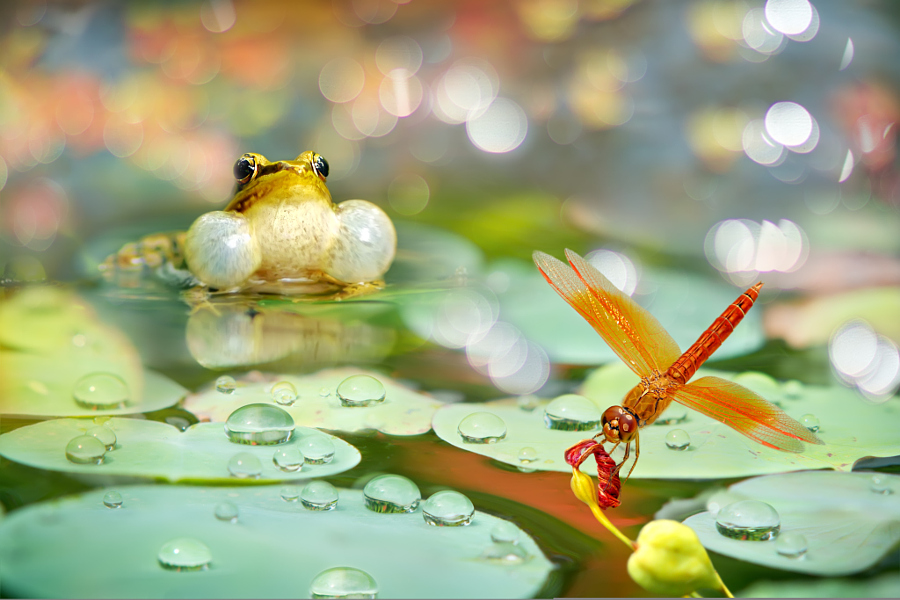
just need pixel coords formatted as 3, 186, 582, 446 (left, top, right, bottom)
601, 406, 638, 443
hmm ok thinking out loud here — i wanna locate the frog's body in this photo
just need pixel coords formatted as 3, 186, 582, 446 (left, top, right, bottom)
102, 151, 396, 297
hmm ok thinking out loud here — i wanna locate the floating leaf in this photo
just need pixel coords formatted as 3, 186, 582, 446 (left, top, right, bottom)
683, 471, 900, 575
0, 287, 185, 417
184, 369, 443, 436
740, 572, 900, 598
432, 363, 900, 478
0, 418, 360, 483
494, 259, 764, 365
0, 485, 553, 598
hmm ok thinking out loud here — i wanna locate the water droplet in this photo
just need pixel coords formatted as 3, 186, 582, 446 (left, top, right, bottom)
271, 380, 298, 406
457, 412, 507, 443
157, 537, 212, 571
543, 394, 601, 431
490, 521, 520, 544
336, 374, 386, 407
65, 435, 106, 464
300, 480, 339, 511
87, 425, 117, 451
272, 448, 304, 472
280, 485, 301, 502
783, 379, 803, 399
227, 452, 262, 479
715, 500, 781, 541
72, 373, 129, 409
775, 531, 808, 558
422, 490, 475, 526
216, 375, 236, 394
481, 542, 528, 564
224, 404, 295, 445
516, 395, 539, 412
214, 502, 238, 523
363, 474, 421, 513
319, 387, 331, 397
93, 416, 111, 426
165, 416, 191, 431
800, 414, 819, 432
871, 474, 894, 495
309, 567, 378, 599
102, 491, 123, 508
653, 405, 688, 425
518, 447, 538, 463
298, 434, 335, 464
665, 429, 691, 451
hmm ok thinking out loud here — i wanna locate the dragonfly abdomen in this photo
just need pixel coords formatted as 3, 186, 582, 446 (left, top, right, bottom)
666, 283, 763, 384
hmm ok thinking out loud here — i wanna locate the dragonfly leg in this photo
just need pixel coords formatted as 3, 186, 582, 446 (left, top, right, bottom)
621, 432, 640, 483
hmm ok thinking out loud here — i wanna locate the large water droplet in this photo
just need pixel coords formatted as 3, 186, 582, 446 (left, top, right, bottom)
227, 452, 262, 479
87, 425, 117, 451
65, 435, 106, 464
665, 429, 691, 451
271, 381, 298, 406
224, 404, 295, 445
775, 531, 808, 558
363, 474, 421, 513
272, 448, 304, 472
457, 412, 507, 443
336, 374, 386, 407
871, 474, 894, 495
481, 542, 528, 564
102, 491, 123, 508
490, 521, 520, 544
298, 434, 335, 464
715, 500, 781, 541
216, 376, 236, 394
300, 481, 339, 511
653, 405, 688, 426
800, 413, 820, 432
518, 447, 538, 463
72, 373, 129, 409
309, 567, 378, 599
280, 485, 301, 502
157, 537, 212, 571
422, 490, 475, 526
214, 502, 238, 523
543, 394, 601, 431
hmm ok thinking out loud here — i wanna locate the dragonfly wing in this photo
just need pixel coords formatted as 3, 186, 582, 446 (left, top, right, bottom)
672, 376, 823, 452
533, 250, 681, 376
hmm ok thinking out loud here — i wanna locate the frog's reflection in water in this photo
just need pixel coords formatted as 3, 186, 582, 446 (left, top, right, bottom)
185, 301, 396, 370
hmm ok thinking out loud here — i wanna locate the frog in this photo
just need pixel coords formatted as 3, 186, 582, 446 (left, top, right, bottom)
102, 151, 396, 297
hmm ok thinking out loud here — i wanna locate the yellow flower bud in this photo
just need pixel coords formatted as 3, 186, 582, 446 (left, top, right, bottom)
571, 467, 598, 508
627, 520, 724, 597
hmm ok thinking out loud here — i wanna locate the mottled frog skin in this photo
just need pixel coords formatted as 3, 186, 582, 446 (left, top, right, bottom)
103, 151, 396, 296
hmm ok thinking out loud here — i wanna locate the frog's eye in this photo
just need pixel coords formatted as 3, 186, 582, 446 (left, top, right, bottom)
313, 154, 329, 180
233, 155, 258, 184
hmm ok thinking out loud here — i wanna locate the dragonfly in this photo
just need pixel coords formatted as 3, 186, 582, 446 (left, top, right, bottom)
534, 249, 823, 481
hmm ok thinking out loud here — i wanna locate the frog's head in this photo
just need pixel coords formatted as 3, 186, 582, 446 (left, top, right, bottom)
226, 151, 331, 212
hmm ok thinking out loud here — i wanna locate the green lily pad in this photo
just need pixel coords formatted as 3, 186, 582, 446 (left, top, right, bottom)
432, 363, 900, 478
184, 369, 443, 436
0, 418, 360, 483
683, 471, 900, 575
0, 484, 553, 598
0, 287, 186, 417
740, 572, 900, 598
494, 258, 764, 365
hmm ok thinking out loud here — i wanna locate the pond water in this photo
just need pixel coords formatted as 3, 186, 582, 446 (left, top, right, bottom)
2, 1, 900, 598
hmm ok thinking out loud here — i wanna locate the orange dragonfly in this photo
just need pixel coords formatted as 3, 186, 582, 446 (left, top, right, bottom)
534, 249, 823, 481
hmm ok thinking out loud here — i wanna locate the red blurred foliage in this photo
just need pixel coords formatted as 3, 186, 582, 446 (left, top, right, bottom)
565, 438, 622, 509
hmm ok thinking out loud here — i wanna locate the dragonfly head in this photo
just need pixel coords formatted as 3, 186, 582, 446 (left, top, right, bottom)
600, 405, 638, 444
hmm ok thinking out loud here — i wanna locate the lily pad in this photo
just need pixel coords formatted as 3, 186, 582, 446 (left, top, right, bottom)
494, 258, 764, 365
432, 363, 900, 478
184, 369, 443, 436
0, 418, 360, 483
683, 471, 900, 575
0, 287, 186, 417
740, 572, 900, 598
0, 484, 553, 599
